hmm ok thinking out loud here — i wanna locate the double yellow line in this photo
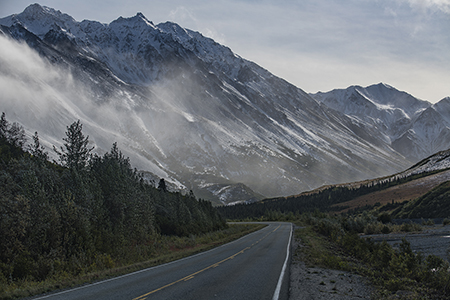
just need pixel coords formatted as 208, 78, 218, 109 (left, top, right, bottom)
132, 224, 280, 300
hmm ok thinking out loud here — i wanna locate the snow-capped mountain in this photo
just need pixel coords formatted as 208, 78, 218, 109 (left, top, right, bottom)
0, 4, 447, 204
311, 85, 450, 161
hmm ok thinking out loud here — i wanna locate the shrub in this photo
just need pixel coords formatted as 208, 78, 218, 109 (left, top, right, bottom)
364, 222, 386, 235
381, 225, 391, 234
421, 218, 435, 226
377, 212, 392, 224
400, 222, 422, 232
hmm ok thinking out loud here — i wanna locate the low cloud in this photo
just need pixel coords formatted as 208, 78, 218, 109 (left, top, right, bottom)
0, 35, 142, 166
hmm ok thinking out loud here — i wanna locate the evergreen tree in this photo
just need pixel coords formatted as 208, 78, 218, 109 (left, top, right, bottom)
0, 113, 26, 149
0, 112, 8, 139
28, 131, 48, 161
158, 178, 167, 192
54, 120, 94, 171
7, 122, 27, 149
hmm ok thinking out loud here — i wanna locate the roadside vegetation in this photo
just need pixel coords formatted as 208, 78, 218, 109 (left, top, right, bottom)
0, 223, 263, 299
0, 113, 262, 299
294, 212, 450, 299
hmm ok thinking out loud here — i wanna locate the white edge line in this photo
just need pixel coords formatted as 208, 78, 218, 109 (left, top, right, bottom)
32, 224, 269, 299
272, 223, 293, 300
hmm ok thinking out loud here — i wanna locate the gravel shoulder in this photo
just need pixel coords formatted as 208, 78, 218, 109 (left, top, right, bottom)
289, 262, 373, 299
289, 231, 374, 300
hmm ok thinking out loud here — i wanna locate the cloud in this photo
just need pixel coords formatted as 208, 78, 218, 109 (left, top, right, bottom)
0, 35, 80, 126
168, 6, 197, 23
404, 0, 450, 13
0, 35, 121, 150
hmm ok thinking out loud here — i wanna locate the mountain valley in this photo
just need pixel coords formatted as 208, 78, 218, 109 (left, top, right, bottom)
1, 4, 450, 205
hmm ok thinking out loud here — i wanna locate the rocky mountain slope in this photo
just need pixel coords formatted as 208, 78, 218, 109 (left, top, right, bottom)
311, 84, 450, 161
0, 4, 448, 204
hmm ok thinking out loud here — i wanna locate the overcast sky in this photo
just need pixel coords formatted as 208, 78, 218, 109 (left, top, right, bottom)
1, 0, 449, 103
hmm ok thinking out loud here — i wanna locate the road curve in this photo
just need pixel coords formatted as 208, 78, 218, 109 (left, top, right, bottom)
32, 222, 292, 300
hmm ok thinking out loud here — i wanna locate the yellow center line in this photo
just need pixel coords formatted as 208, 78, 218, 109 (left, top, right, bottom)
132, 224, 281, 300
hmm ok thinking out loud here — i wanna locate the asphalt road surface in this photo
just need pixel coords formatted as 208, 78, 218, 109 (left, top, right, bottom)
32, 222, 292, 300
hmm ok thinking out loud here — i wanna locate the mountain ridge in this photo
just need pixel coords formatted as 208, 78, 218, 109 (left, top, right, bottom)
1, 4, 449, 204
311, 84, 450, 161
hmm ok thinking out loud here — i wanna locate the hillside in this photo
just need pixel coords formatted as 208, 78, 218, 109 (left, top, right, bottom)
218, 148, 450, 219
331, 169, 450, 213
393, 180, 450, 219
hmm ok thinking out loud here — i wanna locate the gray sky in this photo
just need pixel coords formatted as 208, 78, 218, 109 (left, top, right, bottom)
1, 0, 449, 102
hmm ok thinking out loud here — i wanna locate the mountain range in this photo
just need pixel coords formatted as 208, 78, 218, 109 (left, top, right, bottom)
0, 4, 449, 205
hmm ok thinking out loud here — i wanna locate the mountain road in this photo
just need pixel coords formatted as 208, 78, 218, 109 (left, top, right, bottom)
32, 222, 292, 300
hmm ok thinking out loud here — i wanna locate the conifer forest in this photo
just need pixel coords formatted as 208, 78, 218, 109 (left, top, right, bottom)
0, 113, 226, 282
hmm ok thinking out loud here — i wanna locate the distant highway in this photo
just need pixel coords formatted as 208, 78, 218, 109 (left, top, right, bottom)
32, 222, 292, 300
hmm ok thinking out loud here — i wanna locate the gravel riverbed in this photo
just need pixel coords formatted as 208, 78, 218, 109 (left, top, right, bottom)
364, 224, 450, 261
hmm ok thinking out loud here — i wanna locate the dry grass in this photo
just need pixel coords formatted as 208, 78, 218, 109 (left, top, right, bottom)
332, 170, 450, 213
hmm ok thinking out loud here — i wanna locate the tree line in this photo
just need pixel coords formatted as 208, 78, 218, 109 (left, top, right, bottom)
218, 173, 442, 220
0, 113, 226, 282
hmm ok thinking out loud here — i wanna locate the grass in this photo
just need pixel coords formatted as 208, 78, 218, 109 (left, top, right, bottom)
0, 223, 265, 300
293, 226, 351, 271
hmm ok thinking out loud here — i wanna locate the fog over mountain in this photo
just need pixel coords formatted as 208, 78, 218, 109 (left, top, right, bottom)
1, 4, 449, 204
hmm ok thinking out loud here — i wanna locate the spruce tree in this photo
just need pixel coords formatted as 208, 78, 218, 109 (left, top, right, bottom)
0, 112, 8, 139
29, 131, 48, 161
54, 120, 94, 171
7, 122, 27, 149
158, 178, 167, 192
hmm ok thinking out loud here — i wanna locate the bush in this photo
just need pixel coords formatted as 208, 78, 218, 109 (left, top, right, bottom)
400, 222, 422, 232
421, 218, 435, 226
377, 212, 392, 224
381, 225, 391, 234
364, 222, 386, 235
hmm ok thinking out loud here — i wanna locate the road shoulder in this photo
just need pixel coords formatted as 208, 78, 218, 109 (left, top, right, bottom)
289, 228, 374, 300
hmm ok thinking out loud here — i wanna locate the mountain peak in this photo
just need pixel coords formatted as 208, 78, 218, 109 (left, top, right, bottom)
22, 3, 75, 22
111, 12, 156, 30
0, 3, 80, 38
373, 82, 394, 90
132, 12, 155, 27
23, 3, 50, 16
